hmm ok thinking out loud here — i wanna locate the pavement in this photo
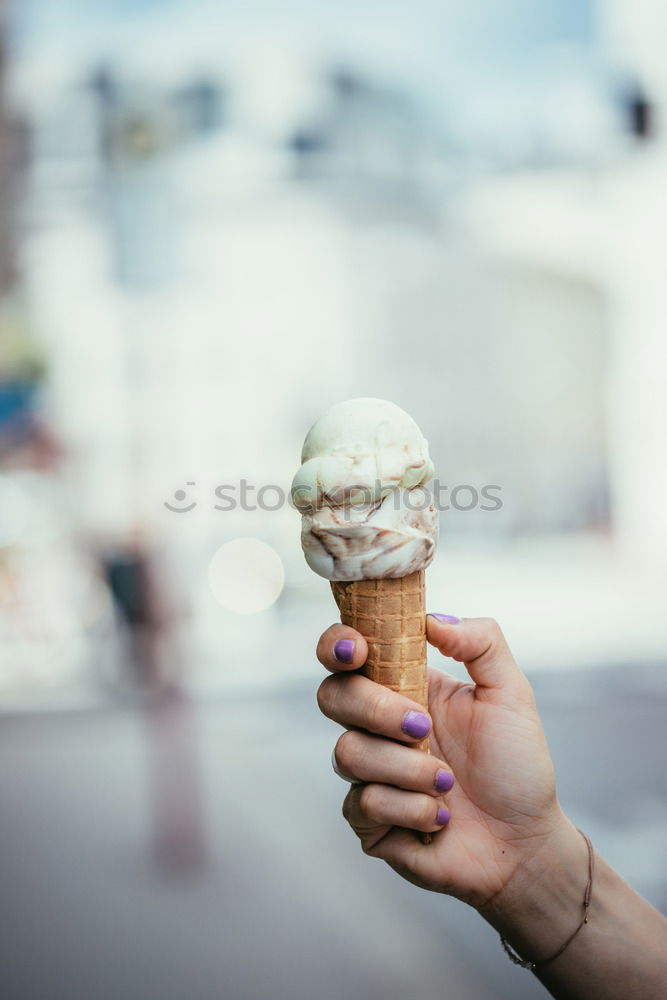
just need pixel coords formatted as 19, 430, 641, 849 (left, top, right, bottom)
1, 662, 666, 1000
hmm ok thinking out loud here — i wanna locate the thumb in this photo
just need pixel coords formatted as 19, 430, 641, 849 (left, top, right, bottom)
426, 615, 532, 706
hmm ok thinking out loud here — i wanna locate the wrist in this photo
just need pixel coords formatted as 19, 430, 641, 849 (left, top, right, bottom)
479, 813, 588, 964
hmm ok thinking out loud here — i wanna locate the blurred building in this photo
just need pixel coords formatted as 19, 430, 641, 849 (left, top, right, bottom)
4, 0, 667, 689
289, 66, 431, 197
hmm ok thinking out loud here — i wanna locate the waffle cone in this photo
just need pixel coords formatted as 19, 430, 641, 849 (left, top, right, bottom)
330, 571, 429, 754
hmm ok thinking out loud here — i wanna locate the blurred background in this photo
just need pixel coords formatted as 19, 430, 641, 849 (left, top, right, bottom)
1, 1, 666, 998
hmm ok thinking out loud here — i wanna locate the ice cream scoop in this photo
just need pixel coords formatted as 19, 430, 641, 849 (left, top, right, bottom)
291, 398, 438, 580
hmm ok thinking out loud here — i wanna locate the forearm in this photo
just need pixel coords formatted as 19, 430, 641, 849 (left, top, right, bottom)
479, 816, 667, 1000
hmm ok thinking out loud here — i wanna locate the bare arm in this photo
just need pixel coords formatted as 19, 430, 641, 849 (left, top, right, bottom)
316, 615, 667, 999
482, 817, 667, 998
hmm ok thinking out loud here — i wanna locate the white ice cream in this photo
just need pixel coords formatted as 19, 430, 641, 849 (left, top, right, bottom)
291, 398, 438, 580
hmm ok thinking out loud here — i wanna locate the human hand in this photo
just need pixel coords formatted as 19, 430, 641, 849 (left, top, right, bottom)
317, 615, 573, 911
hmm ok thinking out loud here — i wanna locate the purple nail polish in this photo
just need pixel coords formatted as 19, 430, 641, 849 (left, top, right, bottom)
333, 639, 355, 663
435, 769, 455, 793
436, 807, 451, 826
401, 711, 431, 740
427, 613, 462, 625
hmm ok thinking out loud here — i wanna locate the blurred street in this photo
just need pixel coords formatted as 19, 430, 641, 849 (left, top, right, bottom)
2, 659, 666, 1000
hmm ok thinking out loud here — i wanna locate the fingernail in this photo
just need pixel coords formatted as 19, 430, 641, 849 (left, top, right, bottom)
436, 807, 451, 826
401, 711, 431, 739
427, 613, 462, 625
435, 769, 455, 793
333, 639, 355, 663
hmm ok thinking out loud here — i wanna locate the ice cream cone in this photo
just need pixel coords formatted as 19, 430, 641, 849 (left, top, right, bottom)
330, 570, 429, 754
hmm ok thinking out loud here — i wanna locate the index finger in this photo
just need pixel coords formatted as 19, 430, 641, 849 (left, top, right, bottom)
316, 624, 368, 673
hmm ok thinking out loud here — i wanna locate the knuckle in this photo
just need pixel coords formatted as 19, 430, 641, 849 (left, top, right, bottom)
335, 730, 363, 774
341, 787, 357, 824
472, 617, 504, 661
367, 688, 393, 733
489, 618, 505, 646
486, 617, 503, 642
316, 674, 339, 716
359, 783, 384, 824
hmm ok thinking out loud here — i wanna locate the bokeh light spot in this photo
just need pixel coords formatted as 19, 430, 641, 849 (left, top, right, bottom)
208, 538, 284, 614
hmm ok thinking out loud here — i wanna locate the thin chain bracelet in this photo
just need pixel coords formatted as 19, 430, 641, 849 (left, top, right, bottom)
500, 829, 595, 971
